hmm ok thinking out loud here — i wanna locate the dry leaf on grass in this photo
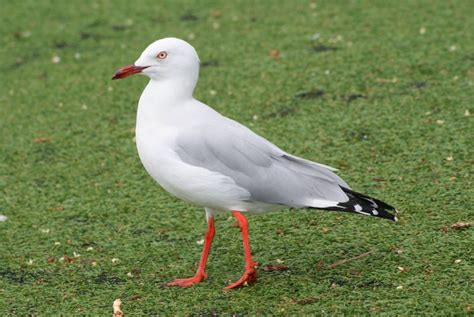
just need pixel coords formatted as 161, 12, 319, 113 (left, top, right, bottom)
33, 137, 52, 143
62, 255, 74, 263
376, 77, 398, 84
316, 260, 325, 271
113, 299, 123, 317
321, 227, 330, 233
442, 221, 471, 232
270, 49, 280, 59
211, 9, 221, 17
292, 297, 318, 305
330, 251, 372, 269
450, 221, 471, 230
262, 265, 289, 272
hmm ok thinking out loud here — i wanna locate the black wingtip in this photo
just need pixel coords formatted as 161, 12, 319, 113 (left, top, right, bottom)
315, 187, 399, 221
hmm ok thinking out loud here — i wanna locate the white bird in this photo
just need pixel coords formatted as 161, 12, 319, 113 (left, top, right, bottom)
112, 37, 397, 289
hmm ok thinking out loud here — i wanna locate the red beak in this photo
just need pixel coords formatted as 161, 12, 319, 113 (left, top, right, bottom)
112, 65, 149, 80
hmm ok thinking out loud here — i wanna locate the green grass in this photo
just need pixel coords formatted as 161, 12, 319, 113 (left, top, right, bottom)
1, 0, 473, 315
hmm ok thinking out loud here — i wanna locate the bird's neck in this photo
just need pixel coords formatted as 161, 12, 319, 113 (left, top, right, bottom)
137, 76, 197, 126
143, 74, 197, 103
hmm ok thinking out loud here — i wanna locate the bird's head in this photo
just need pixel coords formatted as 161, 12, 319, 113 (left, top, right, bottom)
112, 37, 200, 82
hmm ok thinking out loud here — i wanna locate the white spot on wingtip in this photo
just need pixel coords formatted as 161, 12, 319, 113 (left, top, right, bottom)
372, 209, 379, 215
354, 204, 362, 212
394, 216, 399, 222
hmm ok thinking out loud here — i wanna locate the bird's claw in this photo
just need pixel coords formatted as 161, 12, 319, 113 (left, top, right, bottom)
224, 266, 257, 290
166, 272, 207, 287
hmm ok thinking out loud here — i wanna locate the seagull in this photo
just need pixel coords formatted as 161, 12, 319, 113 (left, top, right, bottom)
112, 37, 398, 289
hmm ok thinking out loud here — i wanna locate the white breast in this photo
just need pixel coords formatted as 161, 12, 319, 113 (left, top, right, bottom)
135, 88, 252, 211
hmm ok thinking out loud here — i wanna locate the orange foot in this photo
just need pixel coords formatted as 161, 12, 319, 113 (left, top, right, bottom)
166, 272, 206, 287
225, 266, 257, 290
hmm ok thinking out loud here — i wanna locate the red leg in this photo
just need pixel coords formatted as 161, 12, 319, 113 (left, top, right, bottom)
166, 216, 215, 287
225, 211, 257, 289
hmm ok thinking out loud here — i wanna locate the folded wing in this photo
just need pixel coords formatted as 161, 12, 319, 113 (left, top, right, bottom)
174, 117, 350, 209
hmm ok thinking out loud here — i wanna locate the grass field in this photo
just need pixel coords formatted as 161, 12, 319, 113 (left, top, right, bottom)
1, 0, 473, 315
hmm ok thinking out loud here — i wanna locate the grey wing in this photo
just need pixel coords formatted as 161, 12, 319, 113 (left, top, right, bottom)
174, 118, 350, 208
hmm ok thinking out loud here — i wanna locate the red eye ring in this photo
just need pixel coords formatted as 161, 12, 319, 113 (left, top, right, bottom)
157, 51, 168, 59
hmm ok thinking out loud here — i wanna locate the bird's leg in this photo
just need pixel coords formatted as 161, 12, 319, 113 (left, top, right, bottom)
166, 216, 215, 287
225, 211, 257, 289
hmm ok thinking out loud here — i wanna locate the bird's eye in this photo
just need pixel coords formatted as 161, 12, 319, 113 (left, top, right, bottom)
157, 51, 168, 59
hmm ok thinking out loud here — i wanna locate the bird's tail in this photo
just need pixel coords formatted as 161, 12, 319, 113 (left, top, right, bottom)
316, 187, 399, 221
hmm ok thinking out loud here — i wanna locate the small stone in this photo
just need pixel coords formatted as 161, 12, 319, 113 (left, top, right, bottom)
396, 285, 403, 290
81, 104, 88, 110
74, 52, 81, 59
454, 259, 462, 264
446, 156, 453, 161
324, 70, 330, 75
27, 259, 34, 265
397, 266, 408, 273
196, 239, 204, 245
111, 258, 119, 263
436, 119, 444, 125
86, 246, 94, 251
252, 115, 259, 121
40, 228, 50, 233
127, 272, 133, 277
449, 45, 457, 52
58, 102, 63, 108
212, 22, 220, 29
276, 258, 284, 264
188, 33, 195, 40
465, 109, 471, 117
309, 2, 316, 9
107, 86, 113, 92
54, 241, 61, 245
73, 252, 81, 258
91, 261, 97, 266
209, 89, 217, 96
52, 55, 61, 64
419, 27, 426, 34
